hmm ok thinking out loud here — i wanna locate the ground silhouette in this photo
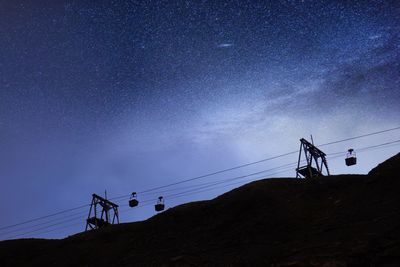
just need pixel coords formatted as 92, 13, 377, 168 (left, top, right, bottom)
1, 153, 399, 266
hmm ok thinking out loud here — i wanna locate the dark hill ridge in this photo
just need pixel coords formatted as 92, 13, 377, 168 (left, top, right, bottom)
1, 153, 400, 266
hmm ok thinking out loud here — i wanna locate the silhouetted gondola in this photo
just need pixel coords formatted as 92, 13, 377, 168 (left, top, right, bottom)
129, 192, 139, 207
155, 196, 165, 212
345, 149, 357, 166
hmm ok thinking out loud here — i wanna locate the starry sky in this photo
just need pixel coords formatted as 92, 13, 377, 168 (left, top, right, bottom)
0, 0, 399, 239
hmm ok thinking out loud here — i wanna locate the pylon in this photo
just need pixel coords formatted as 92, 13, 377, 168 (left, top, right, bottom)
85, 193, 119, 231
296, 138, 330, 178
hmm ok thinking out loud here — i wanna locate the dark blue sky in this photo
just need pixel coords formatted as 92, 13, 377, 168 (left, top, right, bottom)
0, 0, 399, 239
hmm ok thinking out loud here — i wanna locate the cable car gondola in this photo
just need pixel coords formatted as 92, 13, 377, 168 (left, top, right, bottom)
155, 196, 165, 212
129, 192, 139, 207
345, 149, 357, 166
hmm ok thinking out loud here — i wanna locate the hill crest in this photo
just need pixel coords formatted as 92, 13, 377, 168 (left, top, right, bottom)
1, 153, 399, 266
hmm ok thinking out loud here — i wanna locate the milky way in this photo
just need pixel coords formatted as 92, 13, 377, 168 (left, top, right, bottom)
0, 1, 399, 239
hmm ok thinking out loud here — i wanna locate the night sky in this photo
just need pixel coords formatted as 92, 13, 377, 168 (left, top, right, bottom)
1, 0, 399, 239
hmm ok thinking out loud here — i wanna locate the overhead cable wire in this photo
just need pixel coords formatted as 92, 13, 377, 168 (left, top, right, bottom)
5, 138, 398, 239
0, 204, 89, 231
318, 126, 400, 147
1, 126, 399, 234
0, 162, 297, 238
5, 214, 88, 239
6, 221, 83, 240
134, 161, 298, 198
108, 150, 299, 201
0, 210, 88, 236
113, 126, 400, 200
326, 139, 400, 156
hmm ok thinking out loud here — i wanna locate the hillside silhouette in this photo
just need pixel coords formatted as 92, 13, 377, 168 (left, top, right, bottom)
1, 153, 399, 266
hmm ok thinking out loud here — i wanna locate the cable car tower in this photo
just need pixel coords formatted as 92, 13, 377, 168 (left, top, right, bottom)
296, 138, 330, 179
85, 192, 119, 231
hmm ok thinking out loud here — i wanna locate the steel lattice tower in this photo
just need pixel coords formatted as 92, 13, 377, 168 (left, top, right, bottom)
296, 138, 330, 178
85, 193, 119, 231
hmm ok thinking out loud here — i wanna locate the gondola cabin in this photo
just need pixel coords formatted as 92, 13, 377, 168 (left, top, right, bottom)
155, 196, 165, 212
345, 149, 357, 166
129, 192, 139, 207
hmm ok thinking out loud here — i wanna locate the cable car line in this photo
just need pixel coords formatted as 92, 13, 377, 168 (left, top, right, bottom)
0, 210, 88, 236
144, 165, 295, 197
0, 163, 297, 238
118, 170, 294, 215
126, 161, 299, 199
5, 169, 293, 239
318, 126, 400, 147
356, 139, 400, 152
5, 215, 89, 239
0, 204, 89, 232
1, 140, 397, 238
111, 126, 400, 201
0, 127, 399, 236
0, 162, 302, 238
107, 159, 300, 203
2, 137, 397, 239
325, 139, 400, 156
107, 151, 299, 202
102, 137, 400, 212
123, 167, 297, 211
105, 163, 300, 208
6, 221, 84, 240
3, 168, 295, 239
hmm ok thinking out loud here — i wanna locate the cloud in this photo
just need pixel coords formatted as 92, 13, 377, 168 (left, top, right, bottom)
316, 39, 400, 108
276, 33, 400, 115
